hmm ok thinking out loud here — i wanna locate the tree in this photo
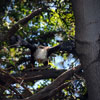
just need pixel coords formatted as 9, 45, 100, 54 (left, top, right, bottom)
72, 0, 100, 100
0, 0, 92, 100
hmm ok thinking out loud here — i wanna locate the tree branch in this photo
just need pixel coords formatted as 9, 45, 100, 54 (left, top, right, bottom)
13, 65, 82, 100
48, 82, 70, 98
1, 7, 48, 41
9, 86, 24, 99
0, 65, 82, 100
13, 68, 67, 82
0, 68, 32, 96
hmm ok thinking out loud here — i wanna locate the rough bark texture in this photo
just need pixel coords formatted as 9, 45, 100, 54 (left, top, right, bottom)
71, 0, 100, 100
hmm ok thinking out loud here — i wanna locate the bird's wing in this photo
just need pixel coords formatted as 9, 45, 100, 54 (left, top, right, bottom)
47, 44, 61, 56
10, 35, 37, 51
47, 40, 75, 57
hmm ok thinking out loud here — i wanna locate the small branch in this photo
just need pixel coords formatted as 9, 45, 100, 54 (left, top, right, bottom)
0, 68, 32, 96
9, 86, 24, 99
49, 82, 70, 98
0, 84, 7, 90
34, 31, 63, 43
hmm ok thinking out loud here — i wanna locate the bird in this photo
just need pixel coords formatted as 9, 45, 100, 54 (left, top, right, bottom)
10, 35, 75, 67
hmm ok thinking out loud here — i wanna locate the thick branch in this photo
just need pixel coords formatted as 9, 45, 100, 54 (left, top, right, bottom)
2, 7, 48, 41
0, 66, 81, 85
1, 65, 82, 100
13, 68, 67, 82
16, 65, 82, 100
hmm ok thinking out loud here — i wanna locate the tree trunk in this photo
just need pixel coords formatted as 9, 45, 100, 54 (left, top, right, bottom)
71, 0, 100, 100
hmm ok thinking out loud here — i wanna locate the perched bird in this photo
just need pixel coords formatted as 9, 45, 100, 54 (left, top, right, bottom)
33, 46, 50, 65
10, 35, 75, 67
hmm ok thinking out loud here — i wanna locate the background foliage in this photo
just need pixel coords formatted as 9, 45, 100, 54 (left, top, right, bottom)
0, 0, 86, 100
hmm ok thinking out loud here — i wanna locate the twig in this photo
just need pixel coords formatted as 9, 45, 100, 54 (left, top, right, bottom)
0, 68, 32, 96
9, 86, 24, 99
49, 82, 70, 97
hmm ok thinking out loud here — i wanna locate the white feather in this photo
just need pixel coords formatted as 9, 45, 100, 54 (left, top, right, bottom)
33, 47, 47, 62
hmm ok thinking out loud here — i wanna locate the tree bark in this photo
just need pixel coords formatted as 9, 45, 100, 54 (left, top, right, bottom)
71, 0, 100, 100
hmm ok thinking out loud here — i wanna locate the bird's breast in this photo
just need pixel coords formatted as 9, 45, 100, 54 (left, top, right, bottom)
33, 48, 48, 62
